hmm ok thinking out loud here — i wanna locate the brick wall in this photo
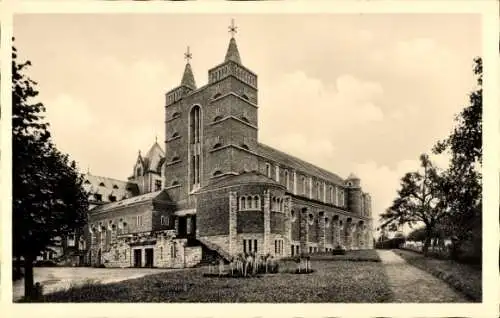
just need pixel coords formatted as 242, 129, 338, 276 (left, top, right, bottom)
197, 189, 230, 236
270, 212, 286, 234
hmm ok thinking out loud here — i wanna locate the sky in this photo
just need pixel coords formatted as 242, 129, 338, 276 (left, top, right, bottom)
13, 14, 481, 232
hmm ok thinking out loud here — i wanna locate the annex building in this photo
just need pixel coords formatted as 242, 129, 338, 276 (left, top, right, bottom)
84, 23, 374, 268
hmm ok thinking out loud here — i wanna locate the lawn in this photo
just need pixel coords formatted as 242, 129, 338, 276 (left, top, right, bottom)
394, 249, 482, 302
36, 250, 392, 302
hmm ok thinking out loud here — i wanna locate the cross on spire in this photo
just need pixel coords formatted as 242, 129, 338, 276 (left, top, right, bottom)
184, 46, 192, 64
228, 19, 238, 38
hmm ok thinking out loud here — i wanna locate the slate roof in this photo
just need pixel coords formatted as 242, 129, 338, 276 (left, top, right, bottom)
257, 143, 345, 185
83, 174, 139, 202
90, 189, 174, 214
181, 62, 197, 89
225, 37, 242, 64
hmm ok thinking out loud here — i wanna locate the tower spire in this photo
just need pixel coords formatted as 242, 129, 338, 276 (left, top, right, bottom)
180, 46, 196, 89
225, 19, 242, 64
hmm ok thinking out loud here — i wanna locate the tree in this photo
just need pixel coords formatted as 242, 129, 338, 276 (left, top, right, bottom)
12, 41, 89, 300
380, 154, 449, 255
407, 227, 426, 242
433, 57, 482, 260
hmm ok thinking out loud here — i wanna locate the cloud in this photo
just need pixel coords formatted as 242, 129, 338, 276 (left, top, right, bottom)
259, 71, 385, 145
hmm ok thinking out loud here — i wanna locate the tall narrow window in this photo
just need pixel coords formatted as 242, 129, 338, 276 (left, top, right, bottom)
190, 106, 202, 188
284, 170, 289, 190
254, 239, 257, 252
248, 240, 253, 252
266, 163, 271, 178
302, 176, 306, 195
243, 240, 247, 253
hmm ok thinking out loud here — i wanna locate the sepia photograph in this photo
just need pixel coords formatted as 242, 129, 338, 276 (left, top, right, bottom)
10, 9, 485, 307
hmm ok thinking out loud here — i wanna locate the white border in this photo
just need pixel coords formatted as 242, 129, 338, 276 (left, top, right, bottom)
1, 1, 498, 317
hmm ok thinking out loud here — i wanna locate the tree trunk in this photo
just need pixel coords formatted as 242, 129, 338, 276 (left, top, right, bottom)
423, 229, 432, 256
23, 255, 34, 301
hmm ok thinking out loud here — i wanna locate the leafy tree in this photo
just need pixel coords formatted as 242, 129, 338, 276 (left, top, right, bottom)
407, 227, 426, 242
12, 41, 89, 300
433, 57, 482, 260
380, 154, 449, 255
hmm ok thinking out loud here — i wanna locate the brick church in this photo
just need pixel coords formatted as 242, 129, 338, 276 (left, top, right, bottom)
85, 21, 374, 268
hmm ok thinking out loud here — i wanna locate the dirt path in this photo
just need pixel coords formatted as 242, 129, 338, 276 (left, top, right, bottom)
377, 250, 468, 302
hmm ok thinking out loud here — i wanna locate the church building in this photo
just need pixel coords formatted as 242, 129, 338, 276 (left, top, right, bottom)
86, 21, 374, 268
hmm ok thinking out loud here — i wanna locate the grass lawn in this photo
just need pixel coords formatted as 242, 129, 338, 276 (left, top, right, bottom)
36, 250, 391, 302
394, 249, 481, 302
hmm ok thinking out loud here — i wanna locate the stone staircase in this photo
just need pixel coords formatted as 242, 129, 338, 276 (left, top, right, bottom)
196, 237, 232, 263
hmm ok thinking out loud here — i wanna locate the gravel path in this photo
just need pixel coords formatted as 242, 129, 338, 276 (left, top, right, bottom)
377, 250, 468, 302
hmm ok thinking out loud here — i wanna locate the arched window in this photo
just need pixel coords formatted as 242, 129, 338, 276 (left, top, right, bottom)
136, 166, 142, 176
213, 115, 223, 122
84, 180, 90, 185
113, 184, 119, 189
246, 196, 252, 210
99, 182, 105, 187
240, 196, 246, 210
308, 213, 314, 225
190, 106, 201, 188
290, 209, 296, 222
213, 170, 222, 177
108, 195, 116, 202
253, 195, 260, 209
266, 163, 271, 178
284, 170, 289, 189
325, 217, 330, 228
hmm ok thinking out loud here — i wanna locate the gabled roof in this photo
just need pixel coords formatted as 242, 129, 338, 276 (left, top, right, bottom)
134, 141, 165, 175
257, 143, 344, 185
143, 141, 165, 173
198, 171, 285, 193
90, 189, 174, 214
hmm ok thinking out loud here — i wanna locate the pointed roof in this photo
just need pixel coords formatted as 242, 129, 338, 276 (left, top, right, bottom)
224, 37, 241, 64
142, 140, 165, 174
180, 62, 196, 89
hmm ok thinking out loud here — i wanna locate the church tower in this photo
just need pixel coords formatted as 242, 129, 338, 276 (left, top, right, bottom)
164, 20, 259, 209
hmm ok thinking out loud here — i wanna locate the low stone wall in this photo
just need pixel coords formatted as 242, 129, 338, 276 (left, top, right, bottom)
185, 246, 202, 267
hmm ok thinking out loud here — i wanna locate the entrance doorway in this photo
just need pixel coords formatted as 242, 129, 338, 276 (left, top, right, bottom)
133, 249, 142, 268
145, 248, 154, 268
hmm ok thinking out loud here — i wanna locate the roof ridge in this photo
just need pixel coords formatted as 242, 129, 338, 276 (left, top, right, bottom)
257, 142, 344, 183
84, 174, 131, 184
